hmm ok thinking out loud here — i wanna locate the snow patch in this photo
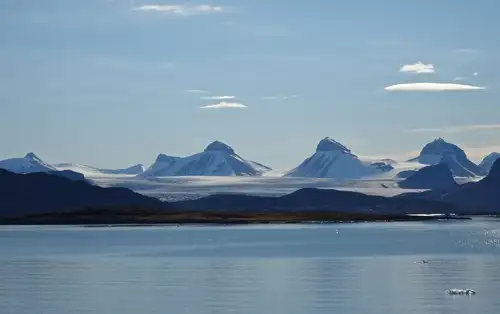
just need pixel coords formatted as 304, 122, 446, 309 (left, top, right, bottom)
0, 153, 57, 174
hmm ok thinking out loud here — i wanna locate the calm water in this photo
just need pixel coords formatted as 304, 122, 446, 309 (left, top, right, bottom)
1, 218, 500, 314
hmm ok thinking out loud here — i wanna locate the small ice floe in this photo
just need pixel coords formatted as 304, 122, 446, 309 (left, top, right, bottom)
446, 289, 476, 295
414, 260, 429, 264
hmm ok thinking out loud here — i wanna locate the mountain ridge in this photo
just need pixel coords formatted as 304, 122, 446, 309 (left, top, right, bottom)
140, 141, 272, 177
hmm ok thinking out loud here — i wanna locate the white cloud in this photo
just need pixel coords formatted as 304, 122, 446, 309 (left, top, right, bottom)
134, 4, 224, 16
384, 82, 485, 92
453, 77, 465, 81
473, 72, 479, 76
200, 101, 247, 109
185, 89, 209, 94
399, 62, 435, 74
200, 96, 236, 100
406, 124, 500, 134
263, 95, 297, 101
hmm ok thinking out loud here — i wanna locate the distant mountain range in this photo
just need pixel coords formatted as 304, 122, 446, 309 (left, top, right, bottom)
2, 158, 500, 221
0, 138, 497, 179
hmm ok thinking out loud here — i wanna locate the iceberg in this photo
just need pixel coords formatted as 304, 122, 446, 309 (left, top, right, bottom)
446, 289, 476, 295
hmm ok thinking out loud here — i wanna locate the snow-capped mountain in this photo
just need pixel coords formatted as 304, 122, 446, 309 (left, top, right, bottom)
54, 163, 145, 176
479, 152, 500, 174
140, 141, 272, 177
285, 137, 394, 179
408, 138, 483, 177
0, 153, 57, 174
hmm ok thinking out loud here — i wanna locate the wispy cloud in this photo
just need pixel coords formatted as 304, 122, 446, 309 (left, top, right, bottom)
453, 77, 465, 81
384, 82, 485, 92
263, 95, 297, 101
399, 62, 435, 74
200, 101, 247, 109
406, 124, 500, 134
473, 72, 479, 76
185, 89, 209, 94
200, 96, 236, 100
134, 4, 224, 16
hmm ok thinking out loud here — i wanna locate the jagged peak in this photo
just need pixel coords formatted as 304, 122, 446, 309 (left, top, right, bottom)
24, 152, 42, 162
316, 137, 351, 153
204, 141, 235, 154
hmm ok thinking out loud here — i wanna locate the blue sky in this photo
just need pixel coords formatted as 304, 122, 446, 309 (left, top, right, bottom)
1, 0, 499, 170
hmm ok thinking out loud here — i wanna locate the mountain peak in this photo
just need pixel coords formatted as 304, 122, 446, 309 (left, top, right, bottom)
414, 138, 482, 177
24, 152, 42, 162
204, 141, 235, 154
316, 137, 351, 153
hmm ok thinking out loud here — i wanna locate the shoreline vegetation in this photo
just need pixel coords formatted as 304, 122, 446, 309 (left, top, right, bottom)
0, 207, 470, 226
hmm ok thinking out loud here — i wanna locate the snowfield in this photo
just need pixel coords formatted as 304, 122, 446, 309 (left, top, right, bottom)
90, 174, 427, 202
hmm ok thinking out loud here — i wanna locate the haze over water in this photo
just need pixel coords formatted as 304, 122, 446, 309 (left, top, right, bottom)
1, 218, 500, 314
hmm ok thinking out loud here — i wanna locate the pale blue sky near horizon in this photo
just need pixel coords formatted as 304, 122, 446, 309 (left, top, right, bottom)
1, 0, 499, 170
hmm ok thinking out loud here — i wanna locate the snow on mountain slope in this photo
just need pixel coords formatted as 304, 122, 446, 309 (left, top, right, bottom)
140, 141, 272, 177
407, 138, 482, 177
479, 152, 500, 174
0, 153, 57, 174
54, 163, 145, 177
285, 137, 394, 179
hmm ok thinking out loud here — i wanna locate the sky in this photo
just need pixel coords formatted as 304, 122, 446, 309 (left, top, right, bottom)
1, 0, 500, 170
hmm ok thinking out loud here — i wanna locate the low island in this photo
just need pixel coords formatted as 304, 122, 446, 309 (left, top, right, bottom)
0, 207, 469, 226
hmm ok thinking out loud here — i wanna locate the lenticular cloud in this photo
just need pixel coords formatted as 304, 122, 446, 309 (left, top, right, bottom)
384, 82, 485, 92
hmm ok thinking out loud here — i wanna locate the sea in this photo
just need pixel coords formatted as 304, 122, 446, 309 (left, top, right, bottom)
1, 217, 500, 314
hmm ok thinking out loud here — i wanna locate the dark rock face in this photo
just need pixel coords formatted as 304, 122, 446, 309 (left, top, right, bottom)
404, 159, 500, 213
204, 141, 235, 154
399, 163, 457, 190
316, 137, 351, 153
0, 169, 169, 217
